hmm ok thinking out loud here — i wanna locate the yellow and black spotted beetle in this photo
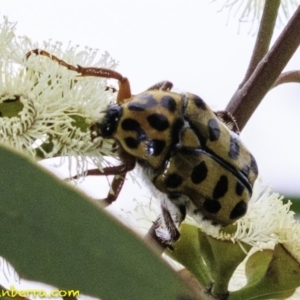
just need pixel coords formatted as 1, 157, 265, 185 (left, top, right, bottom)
27, 49, 258, 245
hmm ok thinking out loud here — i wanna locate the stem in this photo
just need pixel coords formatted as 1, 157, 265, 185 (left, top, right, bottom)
226, 5, 300, 131
238, 0, 280, 88
178, 269, 214, 300
272, 70, 300, 88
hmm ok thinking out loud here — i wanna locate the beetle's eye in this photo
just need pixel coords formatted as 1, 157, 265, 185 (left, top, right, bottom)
99, 105, 122, 137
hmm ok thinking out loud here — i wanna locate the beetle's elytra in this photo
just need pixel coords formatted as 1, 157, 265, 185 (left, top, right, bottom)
27, 49, 258, 245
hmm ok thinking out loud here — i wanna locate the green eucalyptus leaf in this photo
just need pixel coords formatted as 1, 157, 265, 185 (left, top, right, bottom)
239, 289, 295, 300
284, 197, 300, 217
245, 249, 273, 286
203, 235, 250, 298
165, 223, 213, 288
0, 96, 23, 118
229, 288, 296, 300
230, 244, 300, 300
0, 144, 201, 300
69, 114, 90, 133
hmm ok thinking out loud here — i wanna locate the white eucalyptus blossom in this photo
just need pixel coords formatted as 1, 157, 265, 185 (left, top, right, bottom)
0, 17, 117, 175
0, 17, 15, 53
212, 0, 300, 33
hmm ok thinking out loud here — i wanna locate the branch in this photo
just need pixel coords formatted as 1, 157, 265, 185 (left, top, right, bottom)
239, 0, 280, 88
272, 70, 300, 88
226, 5, 300, 131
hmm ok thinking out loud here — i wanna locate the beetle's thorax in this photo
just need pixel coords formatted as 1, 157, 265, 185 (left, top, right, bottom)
111, 90, 185, 169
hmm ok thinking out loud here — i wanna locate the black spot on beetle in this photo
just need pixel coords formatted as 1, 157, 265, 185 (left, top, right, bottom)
127, 102, 145, 112
139, 93, 158, 105
193, 95, 206, 110
124, 137, 139, 149
147, 114, 170, 131
230, 201, 247, 220
191, 161, 208, 184
165, 173, 183, 188
235, 181, 245, 196
122, 119, 147, 143
213, 175, 228, 199
161, 96, 177, 112
170, 118, 184, 146
128, 94, 157, 111
147, 139, 166, 156
250, 154, 259, 175
228, 135, 240, 159
203, 198, 221, 214
121, 118, 141, 131
208, 119, 220, 141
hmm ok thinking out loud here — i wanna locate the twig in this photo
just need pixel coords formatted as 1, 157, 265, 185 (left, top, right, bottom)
238, 0, 280, 88
272, 70, 300, 88
226, 5, 300, 131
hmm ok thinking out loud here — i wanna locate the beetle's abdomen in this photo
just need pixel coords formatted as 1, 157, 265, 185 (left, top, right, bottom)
154, 148, 251, 225
183, 92, 258, 187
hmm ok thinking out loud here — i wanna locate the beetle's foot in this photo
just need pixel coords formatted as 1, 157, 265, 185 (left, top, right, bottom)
215, 110, 240, 134
153, 214, 180, 248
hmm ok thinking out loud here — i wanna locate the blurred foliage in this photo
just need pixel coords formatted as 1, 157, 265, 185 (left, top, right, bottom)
0, 144, 201, 300
284, 196, 300, 217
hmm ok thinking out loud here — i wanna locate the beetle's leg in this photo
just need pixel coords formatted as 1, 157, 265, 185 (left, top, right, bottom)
26, 49, 131, 104
75, 66, 131, 104
215, 110, 240, 134
144, 223, 166, 251
151, 196, 186, 247
147, 81, 173, 91
26, 49, 78, 72
72, 159, 135, 206
89, 167, 128, 206
104, 171, 127, 205
154, 206, 180, 246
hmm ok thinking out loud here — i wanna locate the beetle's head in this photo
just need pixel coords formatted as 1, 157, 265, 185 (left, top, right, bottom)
91, 104, 122, 139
